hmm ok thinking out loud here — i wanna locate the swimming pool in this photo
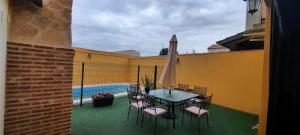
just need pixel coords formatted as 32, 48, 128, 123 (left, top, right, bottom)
72, 84, 129, 100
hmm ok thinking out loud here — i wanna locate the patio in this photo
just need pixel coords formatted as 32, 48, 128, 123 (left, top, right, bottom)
72, 97, 258, 135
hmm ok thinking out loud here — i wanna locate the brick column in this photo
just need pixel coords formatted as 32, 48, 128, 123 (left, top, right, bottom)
5, 42, 73, 134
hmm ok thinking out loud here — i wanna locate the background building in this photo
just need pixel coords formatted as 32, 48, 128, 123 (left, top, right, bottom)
216, 0, 266, 51
113, 50, 140, 57
245, 0, 266, 30
207, 44, 230, 53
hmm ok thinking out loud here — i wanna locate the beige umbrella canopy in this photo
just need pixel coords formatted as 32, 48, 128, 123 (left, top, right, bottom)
159, 34, 178, 94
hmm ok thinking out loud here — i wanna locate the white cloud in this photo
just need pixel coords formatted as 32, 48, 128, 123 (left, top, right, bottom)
72, 0, 246, 56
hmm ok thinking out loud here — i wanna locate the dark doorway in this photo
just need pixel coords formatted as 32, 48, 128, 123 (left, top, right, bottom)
267, 0, 300, 134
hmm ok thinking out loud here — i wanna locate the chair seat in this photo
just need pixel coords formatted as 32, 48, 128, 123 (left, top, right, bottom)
185, 106, 208, 116
190, 98, 204, 103
135, 95, 143, 100
144, 107, 166, 116
131, 101, 145, 109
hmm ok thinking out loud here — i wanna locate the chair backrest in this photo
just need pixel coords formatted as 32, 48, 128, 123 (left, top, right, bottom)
201, 94, 213, 110
194, 86, 207, 97
177, 83, 189, 91
129, 83, 143, 94
127, 89, 138, 103
129, 83, 138, 91
141, 94, 156, 108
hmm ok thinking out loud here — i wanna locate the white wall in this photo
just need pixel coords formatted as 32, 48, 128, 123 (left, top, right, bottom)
0, 0, 8, 134
208, 48, 230, 53
245, 0, 266, 30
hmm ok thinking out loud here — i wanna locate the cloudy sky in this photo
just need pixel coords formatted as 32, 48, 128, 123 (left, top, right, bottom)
72, 0, 246, 56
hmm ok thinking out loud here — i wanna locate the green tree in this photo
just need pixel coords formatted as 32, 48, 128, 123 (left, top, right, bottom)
159, 48, 168, 56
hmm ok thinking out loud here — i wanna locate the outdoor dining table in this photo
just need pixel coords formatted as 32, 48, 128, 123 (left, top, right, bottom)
149, 89, 199, 128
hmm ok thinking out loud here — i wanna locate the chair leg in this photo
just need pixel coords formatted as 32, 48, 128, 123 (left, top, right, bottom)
198, 118, 200, 133
136, 108, 139, 125
182, 109, 184, 125
154, 117, 157, 135
127, 106, 131, 120
141, 109, 143, 119
141, 111, 145, 127
206, 114, 209, 128
167, 118, 169, 128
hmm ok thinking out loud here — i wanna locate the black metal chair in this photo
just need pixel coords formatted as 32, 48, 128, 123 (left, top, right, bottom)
175, 83, 190, 91
141, 94, 168, 135
127, 89, 146, 125
190, 86, 208, 103
182, 94, 213, 133
174, 83, 192, 111
129, 83, 141, 92
128, 84, 143, 100
194, 86, 207, 98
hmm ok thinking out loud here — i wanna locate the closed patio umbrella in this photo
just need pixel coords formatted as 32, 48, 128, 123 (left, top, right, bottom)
159, 34, 178, 94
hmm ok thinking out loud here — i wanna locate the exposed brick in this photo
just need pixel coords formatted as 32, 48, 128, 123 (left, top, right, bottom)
22, 47, 45, 53
32, 77, 54, 81
7, 51, 33, 56
34, 53, 55, 58
20, 74, 43, 77
31, 69, 54, 73
7, 60, 33, 64
21, 65, 43, 68
33, 45, 55, 50
6, 86, 31, 90
16, 78, 31, 81
7, 46, 19, 51
7, 42, 33, 47
5, 42, 73, 134
7, 56, 19, 60
6, 68, 32, 73
34, 61, 55, 65
20, 56, 44, 61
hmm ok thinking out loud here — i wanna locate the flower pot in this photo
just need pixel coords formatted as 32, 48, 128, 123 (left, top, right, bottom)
92, 92, 114, 107
145, 88, 150, 93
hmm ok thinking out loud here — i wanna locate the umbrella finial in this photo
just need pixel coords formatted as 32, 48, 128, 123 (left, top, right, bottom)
170, 34, 178, 43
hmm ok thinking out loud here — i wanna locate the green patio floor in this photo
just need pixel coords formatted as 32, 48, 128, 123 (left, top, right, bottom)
72, 97, 258, 135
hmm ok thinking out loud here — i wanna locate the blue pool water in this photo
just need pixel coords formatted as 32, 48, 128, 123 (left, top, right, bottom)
72, 84, 129, 100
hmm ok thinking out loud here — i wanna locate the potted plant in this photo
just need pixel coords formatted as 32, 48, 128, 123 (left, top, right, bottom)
91, 92, 114, 107
141, 75, 153, 94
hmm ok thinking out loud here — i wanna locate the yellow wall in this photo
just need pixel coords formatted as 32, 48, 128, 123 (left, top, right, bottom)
259, 4, 271, 135
74, 48, 132, 64
73, 48, 133, 86
73, 48, 264, 115
129, 57, 166, 87
129, 51, 264, 115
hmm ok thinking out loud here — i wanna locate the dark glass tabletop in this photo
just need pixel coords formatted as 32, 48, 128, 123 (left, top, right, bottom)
149, 89, 199, 102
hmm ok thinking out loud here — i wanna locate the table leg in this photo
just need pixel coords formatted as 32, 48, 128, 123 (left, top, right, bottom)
168, 101, 171, 113
172, 102, 175, 128
161, 101, 176, 126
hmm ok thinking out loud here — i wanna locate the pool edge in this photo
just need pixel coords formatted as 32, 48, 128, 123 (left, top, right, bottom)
72, 92, 128, 105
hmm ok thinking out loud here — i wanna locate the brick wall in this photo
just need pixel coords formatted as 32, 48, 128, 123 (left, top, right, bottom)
5, 42, 74, 134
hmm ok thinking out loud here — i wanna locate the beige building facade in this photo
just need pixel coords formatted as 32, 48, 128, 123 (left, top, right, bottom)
245, 0, 267, 30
